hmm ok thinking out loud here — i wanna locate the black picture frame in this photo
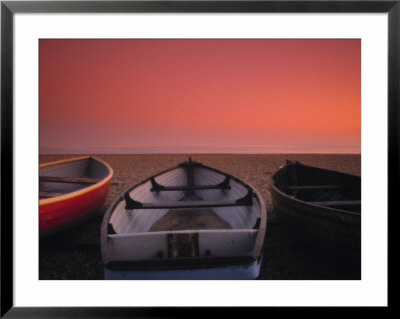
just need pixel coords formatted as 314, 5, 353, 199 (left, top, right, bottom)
1, 0, 395, 317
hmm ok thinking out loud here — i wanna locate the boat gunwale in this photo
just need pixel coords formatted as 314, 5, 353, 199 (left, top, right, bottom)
39, 155, 114, 206
270, 161, 361, 219
101, 161, 267, 267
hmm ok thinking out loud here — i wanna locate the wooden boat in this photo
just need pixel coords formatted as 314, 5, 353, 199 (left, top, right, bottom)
270, 160, 361, 253
39, 156, 113, 236
101, 158, 267, 280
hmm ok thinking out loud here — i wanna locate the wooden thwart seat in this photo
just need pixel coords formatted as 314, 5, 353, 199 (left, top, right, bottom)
39, 176, 102, 184
150, 175, 231, 192
126, 200, 247, 210
124, 189, 254, 210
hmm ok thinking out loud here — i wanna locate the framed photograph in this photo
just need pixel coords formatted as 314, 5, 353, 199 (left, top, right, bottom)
1, 0, 395, 317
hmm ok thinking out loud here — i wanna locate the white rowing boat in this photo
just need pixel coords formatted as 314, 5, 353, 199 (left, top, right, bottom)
101, 158, 267, 279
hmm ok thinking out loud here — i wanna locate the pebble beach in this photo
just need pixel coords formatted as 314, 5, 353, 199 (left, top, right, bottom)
39, 153, 361, 280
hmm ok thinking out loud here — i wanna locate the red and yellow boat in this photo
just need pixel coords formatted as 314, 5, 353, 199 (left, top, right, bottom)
39, 155, 113, 236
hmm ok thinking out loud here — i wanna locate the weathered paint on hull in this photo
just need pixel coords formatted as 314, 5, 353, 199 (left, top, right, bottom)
104, 256, 262, 280
39, 181, 110, 236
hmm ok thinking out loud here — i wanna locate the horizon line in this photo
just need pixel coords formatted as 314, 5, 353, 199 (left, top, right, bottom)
39, 151, 362, 155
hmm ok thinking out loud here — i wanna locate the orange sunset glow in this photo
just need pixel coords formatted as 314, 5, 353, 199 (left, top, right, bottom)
39, 39, 360, 154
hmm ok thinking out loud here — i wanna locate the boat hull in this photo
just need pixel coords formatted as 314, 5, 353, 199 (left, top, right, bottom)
39, 182, 110, 236
39, 156, 113, 236
270, 187, 360, 253
270, 161, 361, 254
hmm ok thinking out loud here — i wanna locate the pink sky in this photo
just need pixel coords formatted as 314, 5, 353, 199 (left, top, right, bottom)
39, 39, 360, 154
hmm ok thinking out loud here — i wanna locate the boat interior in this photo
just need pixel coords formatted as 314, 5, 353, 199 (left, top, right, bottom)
109, 161, 261, 233
39, 157, 110, 199
105, 161, 263, 260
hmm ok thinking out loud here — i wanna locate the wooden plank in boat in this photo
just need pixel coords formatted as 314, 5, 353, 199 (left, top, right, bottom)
150, 176, 230, 192
152, 184, 230, 191
39, 176, 102, 184
311, 200, 361, 207
125, 189, 253, 209
286, 185, 341, 190
129, 200, 248, 209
